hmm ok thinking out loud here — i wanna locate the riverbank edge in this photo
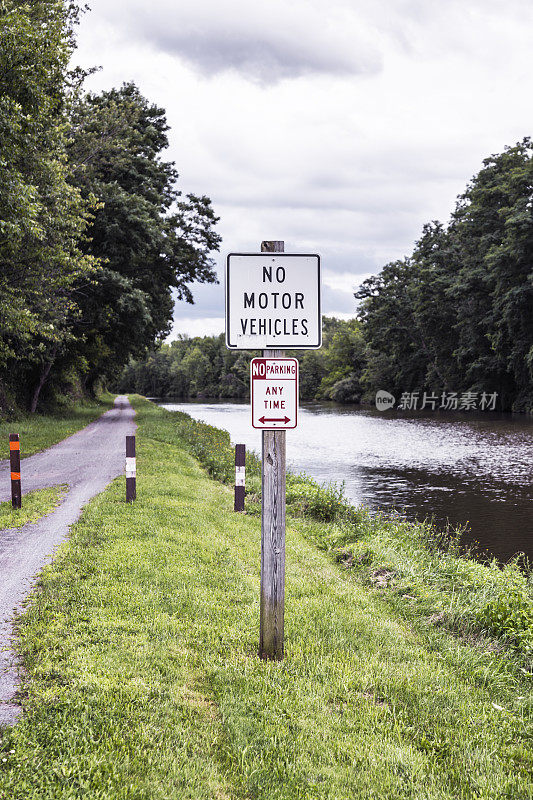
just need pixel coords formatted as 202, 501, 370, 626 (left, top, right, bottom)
152, 396, 533, 669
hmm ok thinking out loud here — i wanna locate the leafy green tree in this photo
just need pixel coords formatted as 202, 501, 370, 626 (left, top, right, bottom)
317, 319, 366, 401
67, 83, 221, 393
356, 140, 533, 411
405, 222, 461, 390
117, 317, 368, 405
180, 345, 213, 396
298, 351, 326, 401
355, 261, 427, 395
0, 0, 98, 412
450, 140, 533, 409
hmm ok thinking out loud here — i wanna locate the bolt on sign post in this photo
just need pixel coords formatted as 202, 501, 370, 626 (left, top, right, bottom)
234, 444, 246, 512
9, 434, 21, 509
126, 435, 136, 502
225, 240, 321, 661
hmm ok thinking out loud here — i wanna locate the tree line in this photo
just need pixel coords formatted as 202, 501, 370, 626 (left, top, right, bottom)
116, 317, 366, 403
121, 139, 533, 413
0, 1, 219, 415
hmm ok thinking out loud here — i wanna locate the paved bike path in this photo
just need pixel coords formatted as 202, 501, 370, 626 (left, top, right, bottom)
0, 395, 136, 726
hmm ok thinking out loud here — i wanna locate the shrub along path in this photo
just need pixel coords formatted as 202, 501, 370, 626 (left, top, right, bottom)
0, 396, 135, 727
0, 398, 531, 799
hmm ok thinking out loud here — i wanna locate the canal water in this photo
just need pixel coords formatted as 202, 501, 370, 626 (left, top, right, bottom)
158, 400, 532, 563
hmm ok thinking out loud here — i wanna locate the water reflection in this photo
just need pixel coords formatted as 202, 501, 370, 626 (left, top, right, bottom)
158, 399, 533, 563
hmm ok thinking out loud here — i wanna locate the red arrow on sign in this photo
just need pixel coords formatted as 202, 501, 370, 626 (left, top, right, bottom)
259, 416, 291, 424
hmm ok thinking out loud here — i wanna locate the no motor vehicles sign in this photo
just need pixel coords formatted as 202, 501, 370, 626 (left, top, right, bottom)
226, 253, 321, 349
251, 358, 298, 429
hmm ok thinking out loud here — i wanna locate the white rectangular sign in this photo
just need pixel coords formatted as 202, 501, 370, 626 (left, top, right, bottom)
251, 358, 298, 429
226, 253, 321, 350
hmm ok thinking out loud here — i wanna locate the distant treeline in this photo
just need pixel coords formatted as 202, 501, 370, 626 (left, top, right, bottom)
116, 318, 366, 403
0, 1, 219, 416
120, 139, 533, 412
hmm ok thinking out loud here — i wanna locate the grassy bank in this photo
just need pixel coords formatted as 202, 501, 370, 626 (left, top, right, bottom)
165, 405, 533, 665
0, 394, 116, 460
0, 486, 65, 529
0, 398, 531, 799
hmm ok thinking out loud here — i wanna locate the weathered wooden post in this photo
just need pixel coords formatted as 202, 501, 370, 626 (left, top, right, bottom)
126, 435, 136, 502
225, 240, 320, 662
9, 434, 21, 509
259, 240, 286, 660
234, 444, 246, 512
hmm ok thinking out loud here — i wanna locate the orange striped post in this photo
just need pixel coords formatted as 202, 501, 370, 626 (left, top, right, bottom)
9, 434, 21, 509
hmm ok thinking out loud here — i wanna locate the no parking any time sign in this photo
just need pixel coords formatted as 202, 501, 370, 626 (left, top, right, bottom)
251, 358, 298, 429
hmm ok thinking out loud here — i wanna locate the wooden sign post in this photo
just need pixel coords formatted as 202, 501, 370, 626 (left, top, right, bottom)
225, 238, 321, 661
259, 240, 286, 660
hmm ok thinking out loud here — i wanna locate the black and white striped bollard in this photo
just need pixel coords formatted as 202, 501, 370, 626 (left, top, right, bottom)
126, 435, 136, 502
9, 434, 21, 509
234, 444, 245, 512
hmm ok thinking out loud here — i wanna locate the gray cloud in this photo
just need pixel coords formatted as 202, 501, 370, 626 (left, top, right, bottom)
94, 0, 533, 84
92, 0, 382, 84
149, 30, 378, 84
172, 282, 224, 319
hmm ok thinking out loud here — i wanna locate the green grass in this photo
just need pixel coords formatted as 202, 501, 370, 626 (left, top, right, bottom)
147, 402, 533, 661
0, 397, 532, 799
279, 507, 533, 658
0, 486, 65, 529
0, 393, 116, 460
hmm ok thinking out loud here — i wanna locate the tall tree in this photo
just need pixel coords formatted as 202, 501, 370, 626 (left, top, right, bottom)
67, 83, 221, 392
355, 260, 427, 395
0, 0, 97, 411
356, 140, 533, 412
450, 139, 533, 409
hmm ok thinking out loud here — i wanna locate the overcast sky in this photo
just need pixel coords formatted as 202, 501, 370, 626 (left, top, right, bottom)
75, 0, 533, 338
